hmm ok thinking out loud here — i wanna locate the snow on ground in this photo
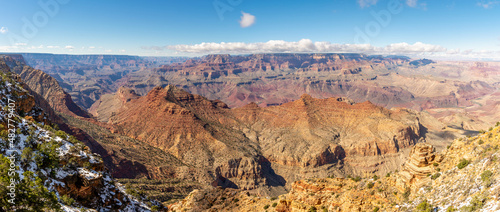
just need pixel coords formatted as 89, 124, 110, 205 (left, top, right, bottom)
0, 76, 153, 211
78, 167, 101, 180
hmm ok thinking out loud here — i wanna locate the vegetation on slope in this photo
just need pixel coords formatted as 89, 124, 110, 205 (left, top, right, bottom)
0, 68, 163, 211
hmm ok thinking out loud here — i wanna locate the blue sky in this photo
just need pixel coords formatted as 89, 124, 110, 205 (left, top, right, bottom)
1, 0, 499, 60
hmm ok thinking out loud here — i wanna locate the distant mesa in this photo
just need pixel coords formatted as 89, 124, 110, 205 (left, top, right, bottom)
409, 58, 435, 67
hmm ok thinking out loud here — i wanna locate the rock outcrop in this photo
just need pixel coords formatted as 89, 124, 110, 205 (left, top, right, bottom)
395, 143, 443, 191
88, 87, 140, 122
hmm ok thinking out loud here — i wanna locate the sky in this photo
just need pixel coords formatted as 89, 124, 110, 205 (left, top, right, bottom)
0, 0, 500, 60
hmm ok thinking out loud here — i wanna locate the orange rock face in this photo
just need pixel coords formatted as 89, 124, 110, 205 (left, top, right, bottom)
105, 85, 426, 191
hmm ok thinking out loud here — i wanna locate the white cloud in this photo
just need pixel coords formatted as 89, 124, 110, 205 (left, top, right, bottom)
0, 27, 8, 34
89, 46, 96, 49
65, 45, 74, 49
165, 39, 447, 56
120, 49, 126, 53
406, 0, 418, 7
446, 48, 461, 55
162, 40, 500, 60
359, 0, 422, 8
357, 0, 378, 8
384, 42, 446, 53
0, 46, 16, 51
477, 0, 500, 8
239, 12, 255, 28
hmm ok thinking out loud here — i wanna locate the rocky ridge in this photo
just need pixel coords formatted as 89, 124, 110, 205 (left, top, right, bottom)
1, 55, 149, 182
2, 55, 190, 185
0, 54, 90, 118
0, 71, 163, 211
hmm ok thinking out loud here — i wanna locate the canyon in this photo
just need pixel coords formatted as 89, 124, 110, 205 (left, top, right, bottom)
21, 53, 500, 132
3, 52, 499, 208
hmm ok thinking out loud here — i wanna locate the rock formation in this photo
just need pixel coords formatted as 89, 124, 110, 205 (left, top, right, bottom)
104, 84, 427, 193
88, 87, 139, 122
395, 143, 443, 191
